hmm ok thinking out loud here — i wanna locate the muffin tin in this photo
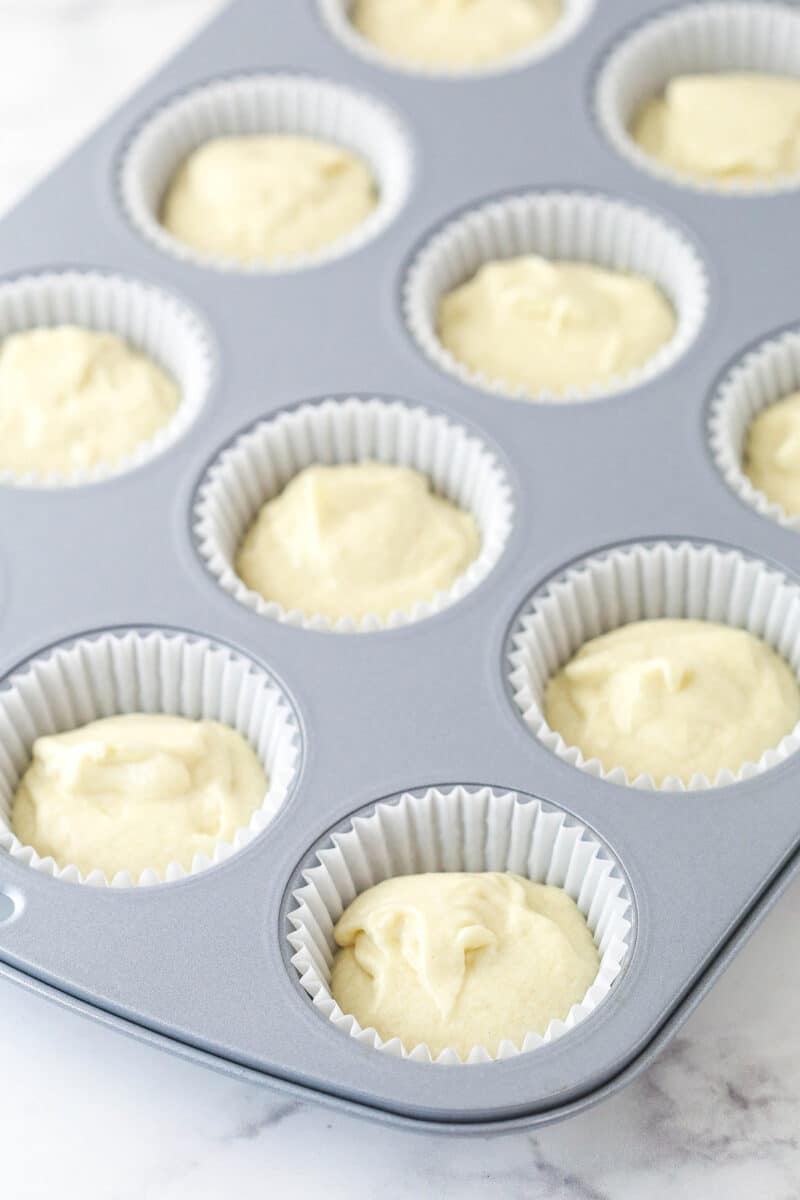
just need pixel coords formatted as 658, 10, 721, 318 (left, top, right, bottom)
1, 0, 800, 1132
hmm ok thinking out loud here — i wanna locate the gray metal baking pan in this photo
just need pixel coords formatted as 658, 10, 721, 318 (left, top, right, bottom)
1, 0, 800, 1132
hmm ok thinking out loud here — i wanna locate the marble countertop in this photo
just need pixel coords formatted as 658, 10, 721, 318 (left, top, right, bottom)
2, 3, 800, 1196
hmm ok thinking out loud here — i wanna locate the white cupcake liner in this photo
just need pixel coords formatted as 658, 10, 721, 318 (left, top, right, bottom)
404, 191, 708, 403
710, 327, 800, 530
596, 2, 800, 195
287, 785, 632, 1064
0, 271, 213, 488
194, 396, 514, 632
118, 73, 413, 272
0, 629, 301, 886
317, 0, 595, 79
509, 539, 800, 791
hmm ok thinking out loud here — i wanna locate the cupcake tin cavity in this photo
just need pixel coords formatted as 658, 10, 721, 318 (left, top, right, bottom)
596, 1, 800, 195
3, 0, 800, 1132
286, 786, 632, 1063
318, 0, 597, 78
119, 73, 413, 272
0, 629, 301, 885
404, 190, 708, 402
194, 396, 513, 630
0, 272, 214, 487
508, 540, 800, 790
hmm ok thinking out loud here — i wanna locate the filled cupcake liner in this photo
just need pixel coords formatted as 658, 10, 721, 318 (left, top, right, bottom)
710, 327, 800, 531
193, 396, 514, 632
595, 2, 800, 195
287, 785, 632, 1064
509, 539, 800, 791
403, 191, 708, 404
317, 0, 595, 79
0, 629, 301, 886
0, 271, 213, 488
118, 73, 413, 272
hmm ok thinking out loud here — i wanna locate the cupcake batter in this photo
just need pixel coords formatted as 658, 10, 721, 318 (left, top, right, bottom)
544, 619, 800, 784
161, 135, 377, 264
235, 461, 481, 621
744, 391, 800, 515
350, 0, 562, 70
631, 73, 800, 184
437, 255, 675, 397
0, 326, 179, 478
331, 871, 599, 1057
11, 714, 267, 880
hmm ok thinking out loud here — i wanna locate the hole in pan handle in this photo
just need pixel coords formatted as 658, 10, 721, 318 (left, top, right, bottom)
0, 878, 23, 925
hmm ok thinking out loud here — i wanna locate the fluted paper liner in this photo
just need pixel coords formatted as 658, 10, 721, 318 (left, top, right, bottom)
404, 191, 707, 403
317, 0, 595, 78
287, 785, 632, 1064
0, 271, 213, 487
710, 327, 800, 530
119, 73, 413, 272
596, 2, 800, 195
0, 629, 300, 886
194, 396, 514, 632
509, 540, 800, 790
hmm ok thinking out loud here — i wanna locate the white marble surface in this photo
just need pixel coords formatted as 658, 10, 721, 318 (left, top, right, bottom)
2, 3, 800, 1196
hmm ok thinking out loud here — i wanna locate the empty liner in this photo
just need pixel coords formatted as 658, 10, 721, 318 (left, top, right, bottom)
508, 539, 800, 790
317, 0, 595, 78
596, 2, 800, 194
118, 73, 413, 271
404, 190, 707, 403
0, 629, 300, 886
0, 271, 213, 487
287, 785, 632, 1063
194, 396, 514, 632
710, 327, 800, 530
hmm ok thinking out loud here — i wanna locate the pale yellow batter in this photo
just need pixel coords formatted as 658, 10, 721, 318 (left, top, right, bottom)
235, 461, 481, 621
631, 73, 800, 184
161, 135, 377, 265
744, 391, 800, 515
350, 0, 562, 70
544, 619, 800, 784
437, 255, 675, 397
0, 326, 179, 478
11, 714, 268, 879
331, 872, 599, 1057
